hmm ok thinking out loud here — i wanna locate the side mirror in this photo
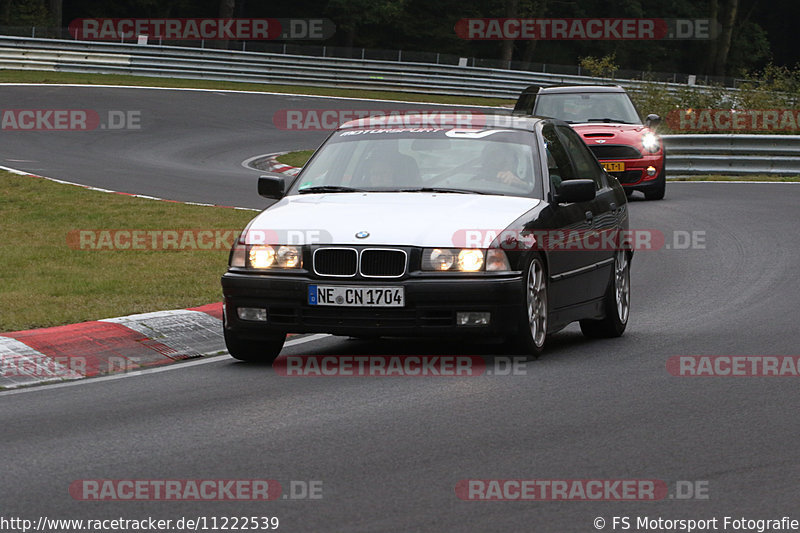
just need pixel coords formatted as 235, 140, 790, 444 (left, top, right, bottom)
645, 114, 661, 128
258, 173, 286, 200
553, 179, 596, 203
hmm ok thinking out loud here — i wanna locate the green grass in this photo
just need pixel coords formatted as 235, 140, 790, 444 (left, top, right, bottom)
0, 171, 256, 332
275, 150, 314, 168
0, 69, 515, 107
671, 175, 800, 182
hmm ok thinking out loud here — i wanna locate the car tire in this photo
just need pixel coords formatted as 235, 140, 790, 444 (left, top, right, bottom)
224, 328, 286, 363
644, 169, 666, 200
580, 250, 630, 338
507, 255, 548, 358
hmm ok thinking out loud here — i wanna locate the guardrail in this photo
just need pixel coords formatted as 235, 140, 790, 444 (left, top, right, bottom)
0, 26, 742, 86
662, 135, 800, 175
0, 35, 716, 99
2, 36, 798, 175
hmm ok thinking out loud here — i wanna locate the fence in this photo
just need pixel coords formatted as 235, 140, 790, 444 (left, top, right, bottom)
0, 35, 727, 99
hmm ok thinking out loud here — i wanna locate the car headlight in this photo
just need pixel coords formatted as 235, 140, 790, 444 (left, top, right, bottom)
249, 245, 276, 268
229, 243, 303, 269
422, 248, 505, 272
642, 132, 660, 153
275, 245, 301, 268
457, 249, 484, 271
424, 248, 456, 271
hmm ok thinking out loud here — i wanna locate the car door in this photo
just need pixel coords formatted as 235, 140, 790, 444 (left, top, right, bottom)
556, 124, 616, 302
534, 122, 597, 309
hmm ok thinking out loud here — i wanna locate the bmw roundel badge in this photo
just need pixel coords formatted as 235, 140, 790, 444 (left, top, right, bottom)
355, 231, 370, 239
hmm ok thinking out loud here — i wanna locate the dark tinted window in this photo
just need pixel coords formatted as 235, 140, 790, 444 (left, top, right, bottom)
541, 124, 574, 191
556, 125, 605, 189
514, 91, 537, 114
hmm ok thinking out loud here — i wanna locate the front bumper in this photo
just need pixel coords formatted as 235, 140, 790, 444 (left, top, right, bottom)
222, 272, 524, 338
604, 154, 665, 188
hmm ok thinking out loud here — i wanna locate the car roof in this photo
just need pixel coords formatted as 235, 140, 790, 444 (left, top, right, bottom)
535, 84, 627, 94
337, 113, 562, 132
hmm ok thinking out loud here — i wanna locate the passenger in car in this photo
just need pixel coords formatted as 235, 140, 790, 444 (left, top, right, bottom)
481, 144, 529, 189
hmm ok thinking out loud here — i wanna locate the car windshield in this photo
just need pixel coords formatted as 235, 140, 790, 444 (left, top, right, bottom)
289, 128, 544, 199
534, 92, 641, 125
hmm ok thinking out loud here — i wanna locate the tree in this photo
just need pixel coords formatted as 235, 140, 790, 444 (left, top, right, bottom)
708, 0, 739, 76
499, 0, 518, 63
325, 0, 407, 49
48, 0, 60, 27
218, 0, 234, 48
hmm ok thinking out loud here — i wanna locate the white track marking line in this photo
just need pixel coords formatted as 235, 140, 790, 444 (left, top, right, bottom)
0, 334, 330, 396
0, 165, 260, 210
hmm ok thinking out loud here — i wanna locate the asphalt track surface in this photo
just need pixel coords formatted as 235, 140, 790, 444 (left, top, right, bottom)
1, 86, 799, 532
0, 85, 481, 208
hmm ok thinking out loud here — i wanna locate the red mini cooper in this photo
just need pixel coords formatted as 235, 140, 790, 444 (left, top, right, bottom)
514, 85, 665, 200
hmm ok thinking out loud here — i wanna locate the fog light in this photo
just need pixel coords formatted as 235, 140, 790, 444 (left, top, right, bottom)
646, 166, 657, 176
457, 312, 490, 326
237, 307, 267, 322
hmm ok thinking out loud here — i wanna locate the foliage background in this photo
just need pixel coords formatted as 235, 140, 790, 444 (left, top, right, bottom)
1, 0, 797, 78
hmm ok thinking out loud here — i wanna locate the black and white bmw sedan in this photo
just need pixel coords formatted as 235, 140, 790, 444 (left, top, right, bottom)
221, 114, 632, 362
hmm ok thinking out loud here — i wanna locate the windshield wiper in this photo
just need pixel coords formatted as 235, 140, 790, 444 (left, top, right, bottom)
298, 185, 365, 194
397, 187, 488, 195
587, 118, 632, 124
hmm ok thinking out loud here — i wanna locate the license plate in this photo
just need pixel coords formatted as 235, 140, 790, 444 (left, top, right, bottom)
308, 285, 405, 307
602, 161, 626, 172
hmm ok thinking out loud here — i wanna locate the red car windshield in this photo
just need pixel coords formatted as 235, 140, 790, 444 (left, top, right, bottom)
535, 92, 641, 125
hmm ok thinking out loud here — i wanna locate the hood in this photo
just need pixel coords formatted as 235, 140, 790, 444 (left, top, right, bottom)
245, 192, 540, 247
571, 123, 649, 144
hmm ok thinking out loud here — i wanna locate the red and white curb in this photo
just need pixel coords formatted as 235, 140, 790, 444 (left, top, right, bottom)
269, 157, 302, 176
241, 152, 302, 176
0, 303, 225, 389
0, 165, 256, 390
